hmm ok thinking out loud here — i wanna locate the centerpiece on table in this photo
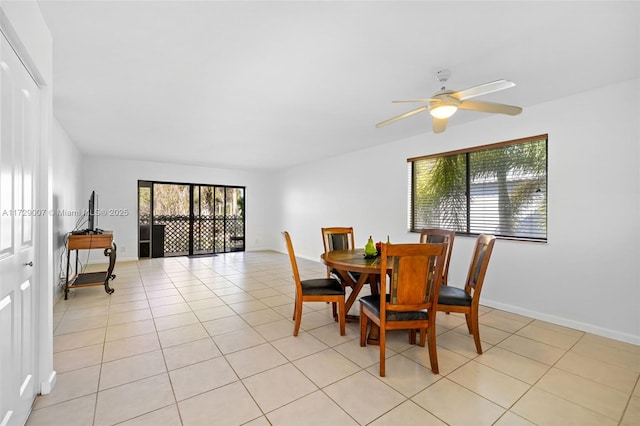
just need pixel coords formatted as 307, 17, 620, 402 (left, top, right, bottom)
364, 236, 378, 258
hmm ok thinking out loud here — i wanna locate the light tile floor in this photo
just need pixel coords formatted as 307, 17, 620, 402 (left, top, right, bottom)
27, 251, 640, 426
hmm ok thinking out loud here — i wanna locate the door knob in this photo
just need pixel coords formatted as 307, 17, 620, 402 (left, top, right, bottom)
24, 261, 33, 267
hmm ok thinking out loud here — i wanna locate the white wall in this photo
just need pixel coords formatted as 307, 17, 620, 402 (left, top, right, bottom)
51, 117, 83, 297
274, 78, 640, 345
81, 158, 277, 262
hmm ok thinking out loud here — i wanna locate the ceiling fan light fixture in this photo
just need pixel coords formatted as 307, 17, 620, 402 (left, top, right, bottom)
376, 71, 521, 132
429, 103, 458, 119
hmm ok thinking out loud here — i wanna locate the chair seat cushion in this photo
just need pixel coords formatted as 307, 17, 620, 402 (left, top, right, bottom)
438, 286, 472, 306
301, 278, 344, 296
330, 268, 361, 285
359, 294, 428, 321
348, 271, 362, 283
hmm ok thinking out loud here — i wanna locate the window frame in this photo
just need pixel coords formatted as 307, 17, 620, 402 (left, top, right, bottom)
408, 134, 548, 242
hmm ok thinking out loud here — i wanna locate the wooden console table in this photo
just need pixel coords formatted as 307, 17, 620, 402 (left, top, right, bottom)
65, 233, 117, 300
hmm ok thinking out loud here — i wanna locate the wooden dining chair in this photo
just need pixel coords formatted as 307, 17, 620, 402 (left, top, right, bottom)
360, 242, 446, 376
419, 228, 455, 286
321, 227, 356, 279
321, 227, 355, 252
437, 234, 496, 354
321, 227, 377, 297
283, 231, 346, 336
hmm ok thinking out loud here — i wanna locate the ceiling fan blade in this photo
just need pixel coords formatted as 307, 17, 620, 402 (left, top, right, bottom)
452, 79, 516, 101
392, 98, 438, 103
433, 117, 448, 133
459, 100, 523, 115
375, 105, 428, 128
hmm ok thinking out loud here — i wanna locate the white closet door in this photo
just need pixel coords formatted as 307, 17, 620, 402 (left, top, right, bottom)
0, 31, 40, 426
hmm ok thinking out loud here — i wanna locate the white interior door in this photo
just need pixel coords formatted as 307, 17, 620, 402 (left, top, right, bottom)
0, 32, 40, 426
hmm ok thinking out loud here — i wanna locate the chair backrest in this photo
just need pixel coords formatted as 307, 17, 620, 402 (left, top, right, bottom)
464, 234, 496, 302
379, 242, 446, 316
419, 228, 455, 285
321, 227, 355, 253
282, 231, 302, 293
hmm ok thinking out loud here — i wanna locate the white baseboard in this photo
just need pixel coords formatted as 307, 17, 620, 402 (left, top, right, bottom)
40, 370, 56, 395
483, 298, 640, 346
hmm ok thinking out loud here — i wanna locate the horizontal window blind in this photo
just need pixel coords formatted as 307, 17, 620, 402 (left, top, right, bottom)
408, 135, 547, 241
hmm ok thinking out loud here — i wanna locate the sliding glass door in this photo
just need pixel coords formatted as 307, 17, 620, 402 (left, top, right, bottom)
192, 185, 215, 255
192, 185, 245, 254
138, 180, 245, 258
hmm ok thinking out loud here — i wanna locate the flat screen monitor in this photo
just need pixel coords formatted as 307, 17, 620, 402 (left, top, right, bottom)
88, 190, 96, 232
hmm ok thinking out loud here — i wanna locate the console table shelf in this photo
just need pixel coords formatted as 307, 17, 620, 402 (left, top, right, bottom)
65, 233, 117, 300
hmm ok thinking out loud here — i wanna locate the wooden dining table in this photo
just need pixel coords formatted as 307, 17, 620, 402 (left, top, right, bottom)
321, 248, 386, 344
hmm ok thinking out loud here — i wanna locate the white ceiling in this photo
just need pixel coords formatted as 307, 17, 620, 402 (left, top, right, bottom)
37, 1, 639, 171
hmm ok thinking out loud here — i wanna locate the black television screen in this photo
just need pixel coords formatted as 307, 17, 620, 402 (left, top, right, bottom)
88, 190, 96, 232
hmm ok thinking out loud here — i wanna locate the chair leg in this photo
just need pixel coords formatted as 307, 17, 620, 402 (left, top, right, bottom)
292, 293, 298, 320
442, 281, 450, 314
469, 310, 483, 354
427, 325, 439, 374
293, 298, 303, 336
360, 308, 368, 347
379, 327, 386, 377
332, 301, 337, 321
464, 312, 473, 334
418, 327, 426, 347
338, 299, 345, 336
408, 329, 417, 345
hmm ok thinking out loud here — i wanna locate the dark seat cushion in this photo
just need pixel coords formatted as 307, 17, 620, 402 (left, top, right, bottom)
438, 285, 472, 306
348, 271, 362, 283
301, 278, 344, 296
359, 294, 428, 321
330, 268, 361, 284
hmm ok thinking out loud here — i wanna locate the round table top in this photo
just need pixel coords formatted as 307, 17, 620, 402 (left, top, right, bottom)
321, 249, 383, 274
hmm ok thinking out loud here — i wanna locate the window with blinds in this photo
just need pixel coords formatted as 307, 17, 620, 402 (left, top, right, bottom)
408, 134, 548, 241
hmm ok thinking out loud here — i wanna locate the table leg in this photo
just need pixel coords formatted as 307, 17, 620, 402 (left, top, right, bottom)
343, 272, 369, 320
65, 248, 71, 300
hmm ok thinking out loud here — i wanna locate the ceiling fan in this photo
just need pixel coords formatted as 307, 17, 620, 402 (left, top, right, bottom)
376, 69, 522, 133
